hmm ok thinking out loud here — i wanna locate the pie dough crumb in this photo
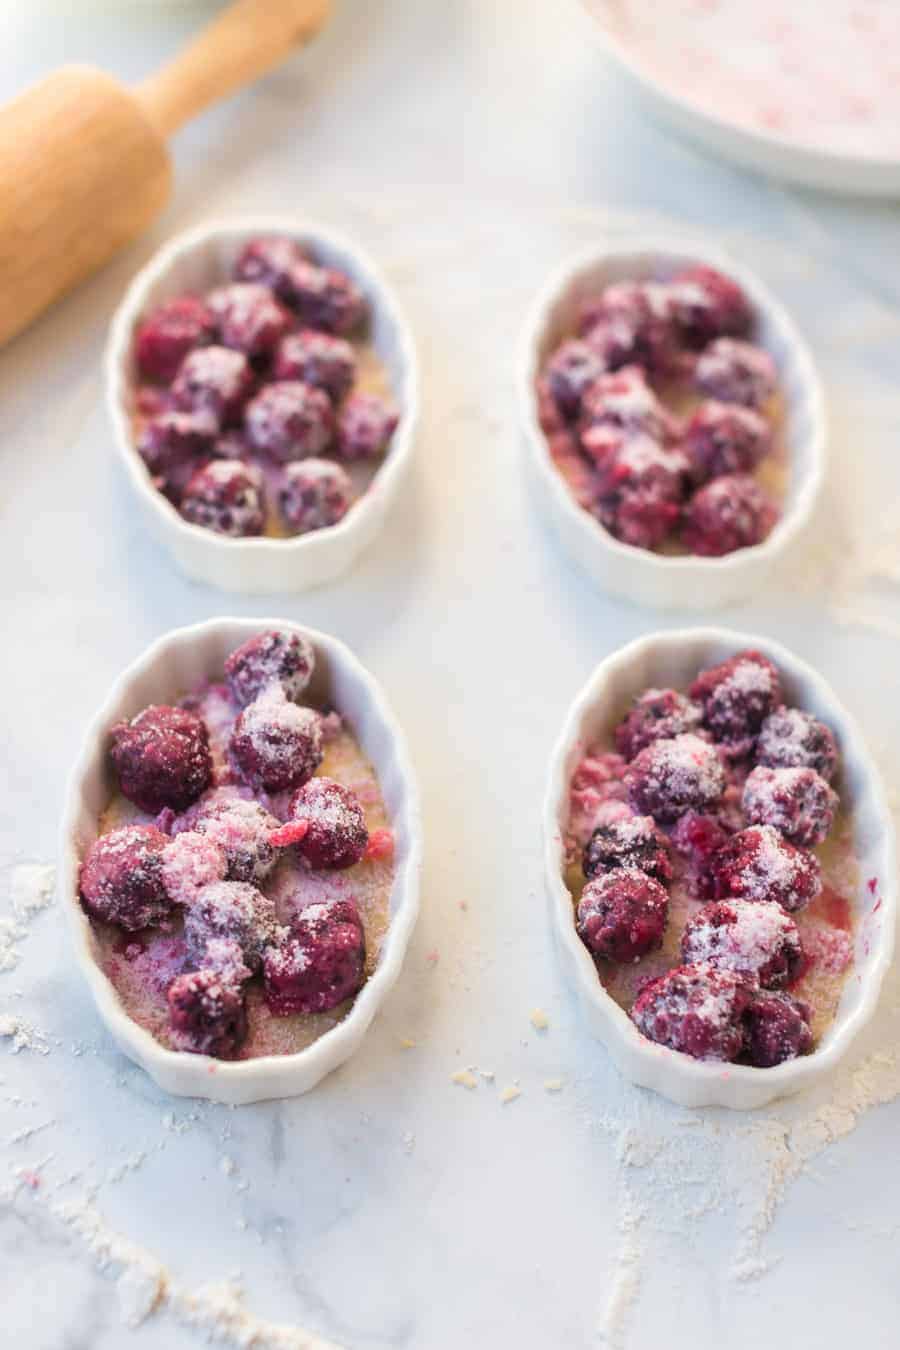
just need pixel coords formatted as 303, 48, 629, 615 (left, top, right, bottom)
219, 1155, 236, 1176
399, 1037, 417, 1050
451, 1069, 478, 1089
544, 1078, 565, 1093
529, 1007, 550, 1031
500, 1086, 521, 1105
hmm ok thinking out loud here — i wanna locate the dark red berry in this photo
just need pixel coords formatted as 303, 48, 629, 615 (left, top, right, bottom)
286, 777, 369, 870
273, 329, 356, 402
681, 900, 802, 990
168, 965, 248, 1059
742, 766, 838, 847
631, 962, 750, 1061
233, 235, 310, 298
225, 630, 315, 707
171, 346, 254, 428
80, 825, 173, 930
667, 265, 753, 347
756, 707, 838, 782
741, 990, 813, 1067
576, 868, 669, 963
207, 282, 292, 359
228, 686, 323, 793
135, 296, 214, 384
183, 879, 279, 973
615, 687, 703, 761
180, 459, 265, 537
628, 733, 725, 823
681, 402, 771, 482
280, 459, 353, 533
110, 705, 212, 814
544, 339, 605, 420
262, 897, 366, 1015
336, 393, 398, 460
283, 261, 367, 335
683, 474, 777, 556
690, 650, 782, 755
707, 825, 821, 913
693, 338, 776, 408
582, 814, 672, 884
192, 793, 281, 883
671, 811, 732, 901
244, 381, 333, 461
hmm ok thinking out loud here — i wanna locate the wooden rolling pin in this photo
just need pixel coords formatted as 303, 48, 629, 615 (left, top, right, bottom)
0, 0, 331, 346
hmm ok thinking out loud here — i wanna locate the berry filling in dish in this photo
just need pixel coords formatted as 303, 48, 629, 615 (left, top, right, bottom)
564, 648, 858, 1067
78, 630, 395, 1061
537, 265, 786, 556
130, 236, 400, 539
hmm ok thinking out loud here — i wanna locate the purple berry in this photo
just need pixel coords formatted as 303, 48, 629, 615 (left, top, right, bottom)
631, 962, 750, 1061
579, 365, 673, 446
80, 825, 173, 931
543, 339, 605, 420
183, 880, 279, 973
666, 265, 753, 346
285, 777, 369, 870
694, 338, 776, 408
225, 630, 315, 707
690, 650, 782, 754
707, 824, 821, 913
135, 296, 214, 384
168, 965, 248, 1059
233, 235, 310, 297
228, 685, 323, 793
273, 329, 356, 402
110, 705, 212, 814
171, 346, 254, 428
628, 733, 725, 823
682, 401, 771, 481
671, 811, 732, 901
742, 990, 813, 1067
336, 393, 398, 460
592, 433, 687, 550
742, 765, 838, 847
137, 409, 216, 481
180, 459, 265, 537
615, 688, 703, 761
191, 793, 281, 883
683, 474, 777, 556
756, 707, 838, 782
582, 814, 672, 884
280, 459, 353, 534
579, 281, 678, 374
576, 868, 669, 963
681, 900, 802, 989
244, 381, 333, 462
263, 897, 366, 1014
207, 283, 292, 359
283, 261, 367, 335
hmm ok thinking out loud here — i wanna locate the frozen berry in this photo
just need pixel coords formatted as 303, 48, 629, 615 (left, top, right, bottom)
80, 825, 173, 930
690, 650, 782, 755
628, 733, 725, 823
631, 962, 749, 1061
683, 475, 777, 556
135, 296, 214, 384
180, 459, 264, 537
543, 339, 605, 420
284, 261, 367, 335
233, 235, 310, 297
681, 900, 802, 989
262, 897, 366, 1014
284, 777, 369, 870
694, 338, 776, 408
168, 965, 248, 1058
193, 793, 280, 883
579, 366, 672, 447
171, 346, 254, 428
743, 766, 838, 847
137, 409, 216, 487
708, 824, 821, 913
207, 283, 292, 359
536, 375, 566, 435
615, 688, 703, 761
576, 868, 669, 963
756, 707, 838, 782
183, 879, 279, 972
336, 393, 398, 460
225, 630, 315, 706
582, 814, 672, 884
280, 459, 353, 533
580, 281, 678, 374
742, 990, 813, 1067
244, 380, 333, 461
274, 329, 356, 402
592, 434, 687, 550
160, 831, 227, 906
682, 402, 771, 482
672, 811, 732, 900
228, 685, 323, 793
667, 265, 753, 346
111, 705, 212, 814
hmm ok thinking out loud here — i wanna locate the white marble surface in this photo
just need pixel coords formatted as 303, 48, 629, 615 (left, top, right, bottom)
3, 3, 900, 1347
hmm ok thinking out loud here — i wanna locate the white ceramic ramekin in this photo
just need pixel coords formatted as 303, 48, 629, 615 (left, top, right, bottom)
58, 618, 422, 1104
106, 218, 419, 593
544, 628, 897, 1110
518, 236, 826, 610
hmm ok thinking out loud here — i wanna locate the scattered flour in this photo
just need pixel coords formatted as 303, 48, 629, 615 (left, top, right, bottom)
0, 1015, 50, 1055
0, 864, 56, 973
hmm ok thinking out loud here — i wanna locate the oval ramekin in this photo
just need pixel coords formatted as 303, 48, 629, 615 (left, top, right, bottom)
544, 627, 896, 1109
518, 235, 826, 610
106, 218, 419, 593
59, 617, 422, 1104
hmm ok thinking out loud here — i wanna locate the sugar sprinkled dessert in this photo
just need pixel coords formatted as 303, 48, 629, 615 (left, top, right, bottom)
129, 233, 400, 539
78, 629, 395, 1061
537, 261, 783, 556
563, 646, 857, 1069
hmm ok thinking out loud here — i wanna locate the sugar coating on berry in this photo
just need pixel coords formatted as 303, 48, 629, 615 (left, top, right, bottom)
168, 965, 248, 1058
681, 900, 802, 989
137, 410, 216, 480
228, 684, 323, 793
136, 296, 214, 384
287, 777, 369, 870
544, 339, 605, 420
274, 329, 356, 402
631, 961, 750, 1061
580, 281, 678, 374
280, 458, 353, 534
694, 338, 776, 409
683, 474, 777, 556
667, 266, 753, 346
183, 880, 279, 973
161, 831, 228, 906
582, 814, 672, 884
628, 733, 726, 823
336, 393, 398, 460
233, 235, 309, 296
708, 824, 821, 913
111, 705, 212, 814
691, 651, 782, 754
193, 794, 280, 883
592, 434, 687, 550
263, 896, 366, 1015
615, 687, 703, 761
244, 380, 333, 461
171, 346, 254, 428
225, 630, 315, 706
180, 459, 265, 537
576, 868, 669, 963
742, 990, 813, 1067
286, 261, 367, 335
207, 282, 292, 358
671, 811, 732, 900
682, 402, 771, 482
579, 366, 672, 444
80, 825, 173, 931
742, 765, 838, 847
756, 707, 839, 782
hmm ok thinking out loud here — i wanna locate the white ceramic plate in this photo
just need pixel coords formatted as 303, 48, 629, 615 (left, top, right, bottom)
582, 1, 900, 197
58, 618, 422, 1104
106, 218, 419, 593
518, 234, 826, 610
544, 628, 897, 1109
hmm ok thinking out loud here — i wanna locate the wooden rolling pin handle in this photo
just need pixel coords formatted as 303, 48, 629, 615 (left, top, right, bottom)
135, 0, 332, 139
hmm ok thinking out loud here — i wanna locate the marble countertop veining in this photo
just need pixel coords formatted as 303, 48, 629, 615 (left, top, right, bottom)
3, 3, 900, 1347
